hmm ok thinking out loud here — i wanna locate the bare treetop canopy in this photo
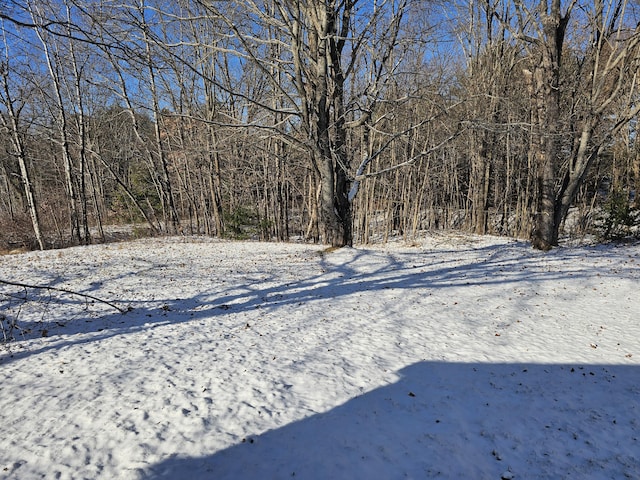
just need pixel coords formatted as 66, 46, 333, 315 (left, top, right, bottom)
0, 0, 638, 250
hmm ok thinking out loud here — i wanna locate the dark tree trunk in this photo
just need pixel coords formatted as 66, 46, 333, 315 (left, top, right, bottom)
529, 1, 571, 250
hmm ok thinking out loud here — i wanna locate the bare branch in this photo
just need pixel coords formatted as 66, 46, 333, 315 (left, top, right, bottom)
0, 279, 129, 314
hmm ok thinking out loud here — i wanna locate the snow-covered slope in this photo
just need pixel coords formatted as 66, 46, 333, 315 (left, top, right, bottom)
1, 235, 639, 479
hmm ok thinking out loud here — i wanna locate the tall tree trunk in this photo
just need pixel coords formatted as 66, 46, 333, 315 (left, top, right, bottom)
307, 2, 353, 246
306, 4, 349, 246
0, 71, 45, 250
67, 2, 91, 244
529, 1, 571, 250
32, 21, 83, 244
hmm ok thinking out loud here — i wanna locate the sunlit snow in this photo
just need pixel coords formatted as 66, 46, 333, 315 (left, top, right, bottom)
1, 234, 639, 479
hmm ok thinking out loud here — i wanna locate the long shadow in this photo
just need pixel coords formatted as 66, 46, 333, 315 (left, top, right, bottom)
140, 360, 640, 479
191, 240, 638, 311
1, 241, 636, 366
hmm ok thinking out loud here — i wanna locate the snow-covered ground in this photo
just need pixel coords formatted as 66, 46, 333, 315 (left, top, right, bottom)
1, 234, 639, 479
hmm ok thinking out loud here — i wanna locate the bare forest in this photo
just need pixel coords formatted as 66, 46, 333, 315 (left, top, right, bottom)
1, 0, 639, 250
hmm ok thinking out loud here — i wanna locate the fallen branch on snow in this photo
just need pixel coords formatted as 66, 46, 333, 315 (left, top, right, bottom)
0, 279, 129, 313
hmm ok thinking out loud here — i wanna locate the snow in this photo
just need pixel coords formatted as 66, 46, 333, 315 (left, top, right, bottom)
1, 234, 639, 479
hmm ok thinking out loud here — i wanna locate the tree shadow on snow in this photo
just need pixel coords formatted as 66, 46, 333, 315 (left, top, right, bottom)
1, 240, 637, 365
140, 360, 640, 480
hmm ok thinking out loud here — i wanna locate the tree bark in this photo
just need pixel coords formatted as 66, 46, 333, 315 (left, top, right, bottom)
304, 1, 352, 246
529, 0, 571, 250
0, 62, 45, 250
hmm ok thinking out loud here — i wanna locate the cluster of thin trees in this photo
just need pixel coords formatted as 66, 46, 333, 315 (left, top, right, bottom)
1, 0, 639, 250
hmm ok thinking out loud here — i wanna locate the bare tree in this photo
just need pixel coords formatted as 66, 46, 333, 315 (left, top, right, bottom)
554, 1, 640, 239
0, 22, 45, 250
513, 0, 640, 249
190, 0, 415, 246
27, 0, 88, 244
455, 0, 516, 234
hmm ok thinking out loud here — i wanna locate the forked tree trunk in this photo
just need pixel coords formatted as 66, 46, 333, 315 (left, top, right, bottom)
305, 3, 352, 247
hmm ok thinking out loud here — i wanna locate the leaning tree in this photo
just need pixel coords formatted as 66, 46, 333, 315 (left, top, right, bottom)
511, 0, 640, 249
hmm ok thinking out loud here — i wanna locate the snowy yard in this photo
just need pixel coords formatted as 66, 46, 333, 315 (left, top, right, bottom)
1, 235, 639, 479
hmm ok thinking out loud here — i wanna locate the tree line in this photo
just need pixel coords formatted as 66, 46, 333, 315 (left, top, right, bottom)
1, 0, 639, 251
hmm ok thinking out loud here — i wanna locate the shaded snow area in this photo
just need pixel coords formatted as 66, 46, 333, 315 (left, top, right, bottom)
1, 235, 639, 480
